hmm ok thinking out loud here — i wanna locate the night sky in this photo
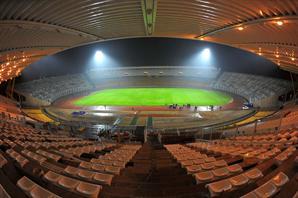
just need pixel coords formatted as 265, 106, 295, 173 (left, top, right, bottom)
19, 37, 289, 82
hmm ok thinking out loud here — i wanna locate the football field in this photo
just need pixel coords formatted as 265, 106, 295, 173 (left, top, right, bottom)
74, 88, 232, 106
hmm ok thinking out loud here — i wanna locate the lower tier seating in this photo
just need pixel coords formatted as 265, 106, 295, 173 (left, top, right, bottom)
0, 119, 297, 197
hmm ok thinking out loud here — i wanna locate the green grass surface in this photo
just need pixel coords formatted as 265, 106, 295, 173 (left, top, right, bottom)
74, 88, 232, 106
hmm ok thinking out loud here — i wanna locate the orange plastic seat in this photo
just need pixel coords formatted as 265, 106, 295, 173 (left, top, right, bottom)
227, 164, 243, 173
186, 165, 201, 174
17, 176, 36, 192
93, 173, 114, 185
80, 161, 92, 169
205, 157, 216, 163
76, 182, 102, 198
64, 166, 80, 175
201, 162, 215, 170
271, 172, 289, 187
194, 171, 214, 183
105, 166, 121, 175
92, 164, 105, 171
212, 167, 229, 177
90, 158, 102, 163
214, 160, 227, 167
229, 174, 249, 187
244, 168, 263, 180
113, 161, 126, 167
16, 155, 29, 167
78, 169, 95, 180
58, 176, 80, 190
17, 176, 61, 198
206, 179, 232, 197
193, 159, 205, 165
30, 185, 60, 198
254, 181, 277, 198
180, 160, 193, 167
44, 171, 62, 183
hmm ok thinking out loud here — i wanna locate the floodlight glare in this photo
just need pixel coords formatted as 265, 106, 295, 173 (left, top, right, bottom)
95, 50, 103, 61
201, 48, 211, 59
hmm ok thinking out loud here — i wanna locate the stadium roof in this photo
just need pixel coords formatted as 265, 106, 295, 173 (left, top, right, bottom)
0, 0, 298, 82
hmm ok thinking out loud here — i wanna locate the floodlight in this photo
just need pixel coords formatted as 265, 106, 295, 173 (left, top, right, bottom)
95, 50, 103, 61
201, 48, 211, 59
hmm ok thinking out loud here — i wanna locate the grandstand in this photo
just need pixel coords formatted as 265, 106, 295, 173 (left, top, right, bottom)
16, 74, 94, 105
212, 72, 290, 107
16, 70, 290, 108
0, 1, 297, 198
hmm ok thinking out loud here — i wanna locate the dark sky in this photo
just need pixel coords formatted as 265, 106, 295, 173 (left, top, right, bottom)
19, 37, 289, 82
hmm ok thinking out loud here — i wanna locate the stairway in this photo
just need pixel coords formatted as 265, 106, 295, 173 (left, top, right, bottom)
101, 139, 201, 197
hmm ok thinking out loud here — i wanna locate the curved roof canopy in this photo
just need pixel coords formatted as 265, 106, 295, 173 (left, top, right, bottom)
0, 0, 298, 82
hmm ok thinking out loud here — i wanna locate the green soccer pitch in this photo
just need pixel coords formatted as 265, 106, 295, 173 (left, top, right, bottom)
74, 88, 233, 106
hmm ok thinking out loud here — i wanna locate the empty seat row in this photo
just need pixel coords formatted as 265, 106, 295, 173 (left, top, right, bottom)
17, 176, 61, 198
185, 159, 228, 173
88, 145, 140, 169
43, 171, 102, 197
79, 161, 122, 175
274, 146, 296, 165
255, 147, 281, 161
21, 150, 47, 164
64, 166, 114, 185
36, 150, 61, 162
3, 139, 16, 148
90, 158, 126, 168
194, 164, 243, 183
165, 144, 219, 167
6, 149, 29, 167
241, 172, 289, 198
206, 168, 263, 197
59, 145, 108, 157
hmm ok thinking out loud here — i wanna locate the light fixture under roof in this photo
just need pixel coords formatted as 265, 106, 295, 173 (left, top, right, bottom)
237, 26, 244, 31
276, 21, 283, 26
259, 10, 263, 16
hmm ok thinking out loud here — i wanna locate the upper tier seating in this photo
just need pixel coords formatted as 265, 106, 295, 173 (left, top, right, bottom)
16, 74, 93, 103
212, 72, 289, 103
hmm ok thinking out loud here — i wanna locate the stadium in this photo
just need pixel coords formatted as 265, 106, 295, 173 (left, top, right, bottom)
0, 1, 297, 198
